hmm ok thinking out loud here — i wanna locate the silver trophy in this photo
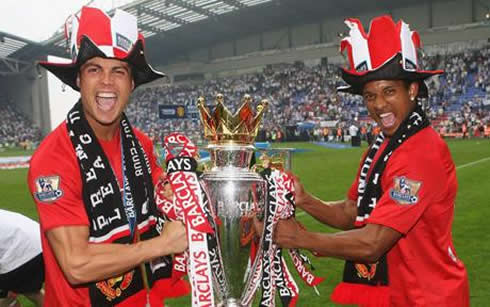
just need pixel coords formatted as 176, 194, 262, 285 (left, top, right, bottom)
197, 94, 268, 306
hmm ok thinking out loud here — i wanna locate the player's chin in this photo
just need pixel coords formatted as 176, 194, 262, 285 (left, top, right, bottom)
95, 115, 121, 126
382, 126, 399, 137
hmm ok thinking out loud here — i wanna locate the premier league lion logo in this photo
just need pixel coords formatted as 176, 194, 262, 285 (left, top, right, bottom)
390, 176, 422, 205
34, 175, 63, 203
39, 177, 54, 191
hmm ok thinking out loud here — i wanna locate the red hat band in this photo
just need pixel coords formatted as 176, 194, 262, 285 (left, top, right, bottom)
340, 15, 422, 75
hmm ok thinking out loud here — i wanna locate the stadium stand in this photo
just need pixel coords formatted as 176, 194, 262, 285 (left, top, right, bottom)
128, 45, 490, 144
0, 1, 488, 149
0, 45, 487, 149
0, 102, 42, 150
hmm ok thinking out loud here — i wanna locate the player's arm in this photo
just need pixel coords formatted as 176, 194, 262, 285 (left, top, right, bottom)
46, 221, 187, 285
299, 196, 357, 231
274, 219, 401, 263
294, 176, 357, 230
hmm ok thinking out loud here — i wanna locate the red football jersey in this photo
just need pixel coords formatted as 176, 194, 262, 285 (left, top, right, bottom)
28, 121, 163, 306
347, 127, 469, 306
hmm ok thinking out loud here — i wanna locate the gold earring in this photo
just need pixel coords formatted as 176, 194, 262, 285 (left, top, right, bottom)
410, 96, 415, 102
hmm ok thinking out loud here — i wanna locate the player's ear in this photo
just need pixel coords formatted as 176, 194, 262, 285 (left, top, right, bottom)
408, 81, 419, 101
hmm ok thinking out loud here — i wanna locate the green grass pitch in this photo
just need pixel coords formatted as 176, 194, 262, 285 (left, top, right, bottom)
1, 139, 488, 306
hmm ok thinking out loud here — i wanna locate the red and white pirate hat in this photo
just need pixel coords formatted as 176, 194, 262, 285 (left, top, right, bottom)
337, 15, 443, 97
40, 6, 165, 91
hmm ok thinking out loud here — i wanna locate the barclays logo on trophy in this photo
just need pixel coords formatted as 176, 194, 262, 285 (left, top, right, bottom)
156, 94, 324, 307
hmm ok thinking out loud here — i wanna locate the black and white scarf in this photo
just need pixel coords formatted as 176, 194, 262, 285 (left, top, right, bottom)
332, 104, 429, 306
66, 101, 171, 306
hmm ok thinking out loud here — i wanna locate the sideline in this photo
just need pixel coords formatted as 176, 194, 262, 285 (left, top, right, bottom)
312, 142, 351, 149
0, 156, 31, 170
456, 157, 490, 170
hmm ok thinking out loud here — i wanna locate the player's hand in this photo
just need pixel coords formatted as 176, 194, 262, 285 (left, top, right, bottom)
162, 181, 174, 199
273, 218, 303, 249
159, 221, 188, 255
252, 215, 264, 239
290, 174, 308, 208
155, 173, 174, 200
158, 171, 168, 183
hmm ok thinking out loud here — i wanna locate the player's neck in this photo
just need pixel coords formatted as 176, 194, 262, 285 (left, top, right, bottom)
89, 120, 121, 141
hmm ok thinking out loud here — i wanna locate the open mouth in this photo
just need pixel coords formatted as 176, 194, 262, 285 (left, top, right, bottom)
380, 112, 396, 128
96, 92, 117, 112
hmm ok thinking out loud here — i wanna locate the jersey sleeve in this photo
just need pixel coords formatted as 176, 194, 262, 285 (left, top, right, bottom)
28, 125, 89, 232
366, 148, 446, 235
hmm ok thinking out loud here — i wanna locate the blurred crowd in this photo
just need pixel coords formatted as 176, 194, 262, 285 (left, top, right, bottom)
127, 61, 379, 144
425, 46, 490, 138
129, 45, 489, 144
0, 103, 42, 150
2, 45, 489, 150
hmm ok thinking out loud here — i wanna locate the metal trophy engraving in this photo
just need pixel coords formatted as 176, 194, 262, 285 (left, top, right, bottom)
197, 94, 268, 306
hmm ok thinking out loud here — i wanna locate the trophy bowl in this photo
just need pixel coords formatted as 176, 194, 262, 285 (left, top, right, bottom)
201, 144, 265, 306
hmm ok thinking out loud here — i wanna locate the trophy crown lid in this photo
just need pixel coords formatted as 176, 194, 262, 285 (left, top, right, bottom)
197, 94, 268, 145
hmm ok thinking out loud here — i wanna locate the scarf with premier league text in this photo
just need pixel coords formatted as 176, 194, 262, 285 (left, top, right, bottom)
331, 104, 429, 307
66, 101, 171, 306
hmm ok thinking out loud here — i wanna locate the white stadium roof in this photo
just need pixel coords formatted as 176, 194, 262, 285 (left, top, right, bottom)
1, 0, 276, 75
